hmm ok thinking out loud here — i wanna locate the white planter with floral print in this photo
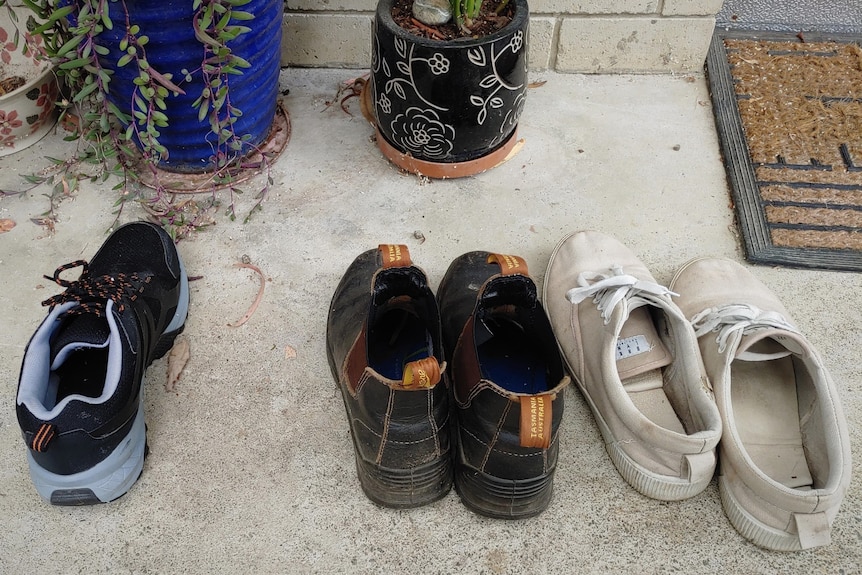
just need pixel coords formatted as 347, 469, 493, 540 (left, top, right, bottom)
0, 11, 59, 157
370, 0, 528, 177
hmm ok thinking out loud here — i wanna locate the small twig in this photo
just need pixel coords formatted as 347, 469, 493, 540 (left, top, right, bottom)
410, 18, 446, 40
227, 261, 265, 327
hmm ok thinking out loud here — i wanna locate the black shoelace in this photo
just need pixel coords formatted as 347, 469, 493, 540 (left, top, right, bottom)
41, 260, 151, 317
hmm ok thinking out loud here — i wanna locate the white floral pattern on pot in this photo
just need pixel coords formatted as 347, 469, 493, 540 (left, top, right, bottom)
388, 107, 455, 159
371, 3, 528, 163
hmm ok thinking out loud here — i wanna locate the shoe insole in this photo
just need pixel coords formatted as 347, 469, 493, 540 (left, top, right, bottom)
477, 316, 549, 395
732, 352, 813, 489
626, 370, 686, 434
54, 347, 110, 403
368, 308, 431, 380
618, 307, 685, 434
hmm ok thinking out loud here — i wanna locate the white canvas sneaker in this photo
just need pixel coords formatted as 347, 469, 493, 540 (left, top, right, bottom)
544, 231, 722, 501
671, 257, 852, 551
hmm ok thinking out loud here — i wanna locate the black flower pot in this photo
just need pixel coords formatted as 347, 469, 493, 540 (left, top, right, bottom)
370, 0, 528, 177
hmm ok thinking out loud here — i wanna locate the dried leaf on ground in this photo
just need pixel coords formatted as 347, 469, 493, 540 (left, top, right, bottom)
228, 261, 266, 327
0, 219, 15, 233
166, 337, 190, 392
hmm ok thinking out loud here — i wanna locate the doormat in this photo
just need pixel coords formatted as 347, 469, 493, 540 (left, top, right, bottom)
706, 30, 862, 272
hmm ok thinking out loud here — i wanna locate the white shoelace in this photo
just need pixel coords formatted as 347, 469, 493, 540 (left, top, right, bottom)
690, 303, 800, 358
565, 264, 678, 324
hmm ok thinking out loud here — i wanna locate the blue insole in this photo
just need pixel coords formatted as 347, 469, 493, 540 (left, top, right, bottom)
477, 317, 549, 394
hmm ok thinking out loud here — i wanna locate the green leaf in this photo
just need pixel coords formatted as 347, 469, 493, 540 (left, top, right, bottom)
217, 12, 231, 31
230, 55, 251, 68
72, 80, 100, 102
59, 57, 92, 70
108, 102, 130, 123
100, 10, 113, 30
117, 53, 133, 67
56, 34, 87, 58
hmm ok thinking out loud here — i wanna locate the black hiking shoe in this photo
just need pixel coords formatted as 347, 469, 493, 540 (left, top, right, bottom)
326, 244, 452, 507
15, 221, 189, 505
437, 252, 569, 519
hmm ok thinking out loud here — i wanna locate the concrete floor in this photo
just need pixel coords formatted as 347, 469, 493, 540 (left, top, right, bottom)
0, 68, 859, 573
717, 0, 862, 34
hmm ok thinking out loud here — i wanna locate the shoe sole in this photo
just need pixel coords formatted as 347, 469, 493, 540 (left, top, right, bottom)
719, 474, 804, 551
26, 251, 190, 505
325, 335, 452, 508
28, 398, 147, 505
572, 371, 712, 501
454, 442, 554, 519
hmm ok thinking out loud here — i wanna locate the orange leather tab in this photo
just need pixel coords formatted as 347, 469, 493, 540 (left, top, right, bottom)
519, 394, 552, 448
379, 244, 411, 269
402, 356, 440, 389
487, 253, 528, 276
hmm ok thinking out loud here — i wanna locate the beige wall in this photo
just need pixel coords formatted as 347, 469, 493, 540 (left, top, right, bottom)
281, 0, 725, 72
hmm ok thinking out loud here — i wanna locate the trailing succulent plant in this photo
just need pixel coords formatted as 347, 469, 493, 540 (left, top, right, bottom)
0, 0, 273, 238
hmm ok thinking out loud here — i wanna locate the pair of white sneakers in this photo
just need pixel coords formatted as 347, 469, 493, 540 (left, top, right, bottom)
543, 231, 851, 551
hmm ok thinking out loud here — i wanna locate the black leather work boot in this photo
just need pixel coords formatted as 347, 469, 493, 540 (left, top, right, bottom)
437, 251, 569, 519
326, 244, 452, 508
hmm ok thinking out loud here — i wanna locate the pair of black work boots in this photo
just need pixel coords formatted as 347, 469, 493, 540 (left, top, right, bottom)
327, 245, 569, 518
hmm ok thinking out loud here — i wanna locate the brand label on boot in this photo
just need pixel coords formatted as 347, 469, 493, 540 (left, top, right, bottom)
402, 357, 440, 389
487, 253, 529, 276
379, 244, 411, 268
519, 394, 552, 448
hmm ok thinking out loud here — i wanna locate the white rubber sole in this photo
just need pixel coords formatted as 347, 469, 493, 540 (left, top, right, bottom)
574, 375, 713, 501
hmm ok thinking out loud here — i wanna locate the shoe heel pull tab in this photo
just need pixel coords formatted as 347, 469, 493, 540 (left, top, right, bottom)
402, 357, 442, 389
487, 253, 529, 276
31, 423, 57, 452
682, 450, 716, 484
794, 511, 832, 549
519, 394, 553, 448
378, 244, 411, 269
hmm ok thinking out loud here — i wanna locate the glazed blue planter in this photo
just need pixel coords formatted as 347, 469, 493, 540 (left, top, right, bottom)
97, 0, 282, 173
371, 0, 528, 172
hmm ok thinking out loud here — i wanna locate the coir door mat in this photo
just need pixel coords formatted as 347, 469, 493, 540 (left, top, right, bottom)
706, 30, 862, 272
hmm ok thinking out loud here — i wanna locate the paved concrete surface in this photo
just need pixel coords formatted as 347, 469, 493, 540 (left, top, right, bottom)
0, 69, 859, 573
717, 0, 862, 34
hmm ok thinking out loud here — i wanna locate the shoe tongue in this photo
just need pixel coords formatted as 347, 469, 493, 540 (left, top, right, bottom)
50, 312, 111, 369
616, 306, 672, 384
736, 328, 806, 362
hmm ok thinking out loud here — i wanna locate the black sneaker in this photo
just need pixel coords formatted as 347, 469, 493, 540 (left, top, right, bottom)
326, 244, 452, 507
15, 221, 189, 505
437, 251, 570, 518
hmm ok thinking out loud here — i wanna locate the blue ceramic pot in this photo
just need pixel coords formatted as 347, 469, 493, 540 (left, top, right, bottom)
371, 0, 528, 164
97, 0, 282, 173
